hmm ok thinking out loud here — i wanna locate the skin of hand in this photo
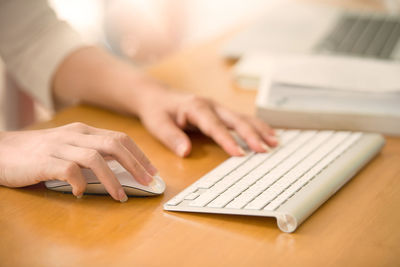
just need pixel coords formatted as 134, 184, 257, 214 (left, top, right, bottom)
0, 123, 158, 202
6, 46, 276, 201
53, 46, 278, 157
135, 87, 278, 157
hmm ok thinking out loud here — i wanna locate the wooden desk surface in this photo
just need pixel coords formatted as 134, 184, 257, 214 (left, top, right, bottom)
1, 2, 400, 266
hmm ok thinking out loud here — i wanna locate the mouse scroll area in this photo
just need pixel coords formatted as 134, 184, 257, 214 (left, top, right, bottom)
44, 160, 166, 197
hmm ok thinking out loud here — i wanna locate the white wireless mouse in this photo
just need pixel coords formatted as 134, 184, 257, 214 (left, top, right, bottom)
45, 160, 166, 197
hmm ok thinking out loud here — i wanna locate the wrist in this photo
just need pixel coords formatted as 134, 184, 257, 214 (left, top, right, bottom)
115, 71, 169, 117
53, 46, 169, 117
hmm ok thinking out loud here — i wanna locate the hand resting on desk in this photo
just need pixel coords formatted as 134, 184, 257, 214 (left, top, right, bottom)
136, 88, 278, 157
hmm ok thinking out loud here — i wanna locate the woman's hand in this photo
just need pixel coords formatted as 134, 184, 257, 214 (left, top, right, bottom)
0, 122, 158, 202
52, 47, 277, 157
135, 87, 278, 157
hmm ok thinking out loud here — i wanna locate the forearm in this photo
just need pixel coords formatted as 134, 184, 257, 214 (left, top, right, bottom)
52, 46, 163, 116
52, 46, 277, 158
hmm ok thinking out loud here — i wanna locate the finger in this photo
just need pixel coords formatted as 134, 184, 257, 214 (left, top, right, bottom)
64, 133, 153, 185
216, 109, 268, 152
43, 157, 87, 198
52, 145, 127, 202
182, 103, 245, 156
246, 117, 279, 147
111, 133, 158, 176
143, 113, 192, 157
224, 114, 268, 153
214, 105, 276, 150
64, 123, 158, 176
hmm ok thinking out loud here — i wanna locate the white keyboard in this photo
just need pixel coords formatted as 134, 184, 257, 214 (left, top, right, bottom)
164, 130, 384, 232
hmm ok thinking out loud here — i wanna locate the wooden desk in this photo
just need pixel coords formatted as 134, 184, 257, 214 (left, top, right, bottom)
1, 3, 400, 266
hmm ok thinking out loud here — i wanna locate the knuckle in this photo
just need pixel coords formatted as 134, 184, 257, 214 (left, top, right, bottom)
86, 149, 102, 165
68, 122, 87, 131
103, 136, 120, 151
188, 95, 208, 107
114, 132, 130, 144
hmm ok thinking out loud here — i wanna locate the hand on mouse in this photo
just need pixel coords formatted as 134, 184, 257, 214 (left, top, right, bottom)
0, 122, 157, 202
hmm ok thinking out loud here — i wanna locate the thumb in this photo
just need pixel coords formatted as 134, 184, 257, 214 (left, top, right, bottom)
143, 113, 192, 157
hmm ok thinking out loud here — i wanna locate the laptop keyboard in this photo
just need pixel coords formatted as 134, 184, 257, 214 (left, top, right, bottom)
315, 14, 400, 59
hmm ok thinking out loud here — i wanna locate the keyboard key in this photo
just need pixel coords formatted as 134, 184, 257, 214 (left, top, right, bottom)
207, 182, 249, 208
262, 132, 355, 211
184, 192, 200, 200
316, 14, 400, 59
225, 131, 321, 209
188, 191, 218, 207
365, 19, 397, 57
351, 17, 383, 55
165, 184, 199, 206
244, 131, 336, 210
264, 193, 289, 211
195, 155, 251, 188
336, 16, 369, 53
244, 189, 277, 210
225, 192, 257, 209
166, 195, 185, 206
208, 153, 270, 194
380, 21, 400, 59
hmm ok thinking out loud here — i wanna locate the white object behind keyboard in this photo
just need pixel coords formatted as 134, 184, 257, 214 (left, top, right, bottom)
164, 130, 384, 232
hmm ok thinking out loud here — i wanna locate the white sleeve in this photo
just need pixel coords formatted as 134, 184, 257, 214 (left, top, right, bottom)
0, 0, 86, 110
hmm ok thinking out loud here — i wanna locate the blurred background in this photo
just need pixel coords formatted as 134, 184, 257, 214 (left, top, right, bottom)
0, 0, 394, 130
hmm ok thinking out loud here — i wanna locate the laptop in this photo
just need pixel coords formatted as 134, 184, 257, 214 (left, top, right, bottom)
222, 0, 400, 135
222, 0, 400, 61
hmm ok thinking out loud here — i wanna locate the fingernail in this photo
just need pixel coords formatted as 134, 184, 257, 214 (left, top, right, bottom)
261, 142, 270, 152
269, 136, 279, 146
73, 189, 83, 199
237, 146, 246, 156
118, 188, 128, 203
176, 143, 188, 157
149, 177, 157, 188
145, 173, 154, 184
151, 172, 161, 183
